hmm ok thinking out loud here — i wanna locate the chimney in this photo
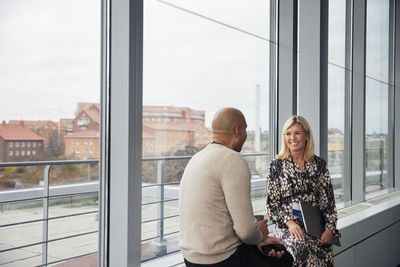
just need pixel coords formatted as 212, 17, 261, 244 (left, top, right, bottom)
2, 120, 6, 125
20, 120, 24, 126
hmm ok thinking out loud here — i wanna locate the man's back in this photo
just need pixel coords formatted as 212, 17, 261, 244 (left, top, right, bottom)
179, 143, 262, 264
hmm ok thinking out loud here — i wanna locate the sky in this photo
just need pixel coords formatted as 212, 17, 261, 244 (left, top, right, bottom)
0, 0, 391, 133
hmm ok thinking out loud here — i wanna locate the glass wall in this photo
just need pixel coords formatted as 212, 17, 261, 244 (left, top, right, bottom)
328, 0, 347, 205
142, 0, 271, 261
0, 0, 100, 265
365, 0, 390, 197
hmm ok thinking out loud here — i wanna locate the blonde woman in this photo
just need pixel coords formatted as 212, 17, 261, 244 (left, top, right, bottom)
266, 115, 339, 267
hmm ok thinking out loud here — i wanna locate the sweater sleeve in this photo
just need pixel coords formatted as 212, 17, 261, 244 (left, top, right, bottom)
318, 163, 338, 231
220, 154, 263, 245
266, 160, 295, 228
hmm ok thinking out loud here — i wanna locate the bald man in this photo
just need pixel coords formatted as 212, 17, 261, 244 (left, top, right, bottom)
179, 108, 292, 267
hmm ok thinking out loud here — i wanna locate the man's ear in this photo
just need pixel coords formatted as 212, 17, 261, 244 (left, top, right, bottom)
233, 125, 240, 137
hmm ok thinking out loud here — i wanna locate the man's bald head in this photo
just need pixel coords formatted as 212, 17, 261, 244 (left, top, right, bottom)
212, 108, 245, 135
211, 108, 247, 151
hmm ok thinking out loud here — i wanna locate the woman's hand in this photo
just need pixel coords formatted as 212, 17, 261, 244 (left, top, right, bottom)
286, 220, 304, 241
319, 229, 333, 245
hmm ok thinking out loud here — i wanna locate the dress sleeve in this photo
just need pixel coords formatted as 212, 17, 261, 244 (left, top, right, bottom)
318, 163, 338, 231
266, 161, 295, 228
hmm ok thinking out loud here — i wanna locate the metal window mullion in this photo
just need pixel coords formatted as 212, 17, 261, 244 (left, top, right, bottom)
298, 0, 326, 156
395, 0, 400, 189
269, 0, 278, 162
351, 0, 367, 203
388, 0, 395, 189
277, 0, 298, 147
344, 0, 353, 203
108, 0, 143, 266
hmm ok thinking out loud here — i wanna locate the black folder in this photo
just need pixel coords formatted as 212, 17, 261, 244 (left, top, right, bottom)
299, 200, 341, 246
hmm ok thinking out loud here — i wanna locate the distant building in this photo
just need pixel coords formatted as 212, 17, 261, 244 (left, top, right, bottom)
0, 121, 44, 162
59, 118, 73, 136
64, 131, 100, 160
142, 106, 212, 155
72, 103, 100, 132
8, 120, 58, 147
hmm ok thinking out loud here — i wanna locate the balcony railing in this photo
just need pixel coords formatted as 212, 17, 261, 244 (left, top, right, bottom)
0, 153, 270, 265
0, 148, 389, 265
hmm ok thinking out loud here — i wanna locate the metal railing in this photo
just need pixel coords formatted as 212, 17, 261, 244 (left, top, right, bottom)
0, 160, 99, 267
0, 153, 270, 265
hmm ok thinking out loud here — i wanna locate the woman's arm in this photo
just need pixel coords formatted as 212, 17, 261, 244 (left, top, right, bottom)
266, 161, 295, 228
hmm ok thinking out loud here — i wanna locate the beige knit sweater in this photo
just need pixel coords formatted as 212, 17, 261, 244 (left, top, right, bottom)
179, 143, 263, 264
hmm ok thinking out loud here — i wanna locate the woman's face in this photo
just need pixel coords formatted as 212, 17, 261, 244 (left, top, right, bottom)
285, 123, 308, 154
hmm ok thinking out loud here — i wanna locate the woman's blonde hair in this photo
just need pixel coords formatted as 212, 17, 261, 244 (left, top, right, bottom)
277, 115, 314, 162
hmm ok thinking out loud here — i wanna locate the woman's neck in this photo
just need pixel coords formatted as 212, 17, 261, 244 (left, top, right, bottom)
291, 151, 305, 162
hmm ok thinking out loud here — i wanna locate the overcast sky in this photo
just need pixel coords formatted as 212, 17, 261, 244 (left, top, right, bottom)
0, 0, 391, 133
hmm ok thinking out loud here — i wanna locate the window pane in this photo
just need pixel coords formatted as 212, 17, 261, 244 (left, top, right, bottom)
365, 0, 390, 197
0, 0, 100, 266
328, 0, 346, 205
142, 0, 270, 261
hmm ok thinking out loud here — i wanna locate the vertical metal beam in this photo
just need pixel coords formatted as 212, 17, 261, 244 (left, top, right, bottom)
388, 0, 395, 189
395, 0, 400, 189
344, 0, 353, 203
269, 0, 278, 162
351, 0, 367, 203
99, 0, 110, 265
298, 0, 328, 158
108, 0, 143, 266
277, 0, 297, 149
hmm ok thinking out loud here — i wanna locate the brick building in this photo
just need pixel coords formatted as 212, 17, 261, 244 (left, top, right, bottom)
72, 103, 100, 132
64, 131, 100, 160
0, 122, 44, 162
8, 120, 58, 147
142, 106, 212, 155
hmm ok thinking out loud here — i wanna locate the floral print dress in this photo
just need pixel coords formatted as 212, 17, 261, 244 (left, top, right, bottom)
266, 155, 339, 267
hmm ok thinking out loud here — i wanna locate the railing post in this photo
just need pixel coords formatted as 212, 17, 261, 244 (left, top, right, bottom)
152, 159, 167, 256
42, 165, 51, 266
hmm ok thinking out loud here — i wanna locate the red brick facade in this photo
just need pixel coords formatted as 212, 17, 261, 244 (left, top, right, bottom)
0, 122, 44, 162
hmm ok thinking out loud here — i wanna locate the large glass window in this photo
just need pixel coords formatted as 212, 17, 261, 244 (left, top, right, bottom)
142, 0, 271, 261
365, 0, 390, 197
0, 0, 100, 266
328, 0, 347, 205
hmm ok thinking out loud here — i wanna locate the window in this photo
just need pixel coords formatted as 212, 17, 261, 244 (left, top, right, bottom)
15, 142, 19, 148
75, 148, 80, 153
76, 140, 79, 145
90, 147, 94, 154
27, 150, 31, 156
89, 140, 93, 145
365, 0, 391, 197
8, 142, 13, 148
32, 142, 36, 147
15, 151, 19, 156
32, 150, 36, 156
328, 0, 347, 204
21, 151, 25, 156
72, 140, 74, 144
9, 151, 13, 156
27, 142, 31, 147
142, 0, 271, 261
72, 147, 75, 153
21, 142, 25, 147
84, 140, 88, 145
